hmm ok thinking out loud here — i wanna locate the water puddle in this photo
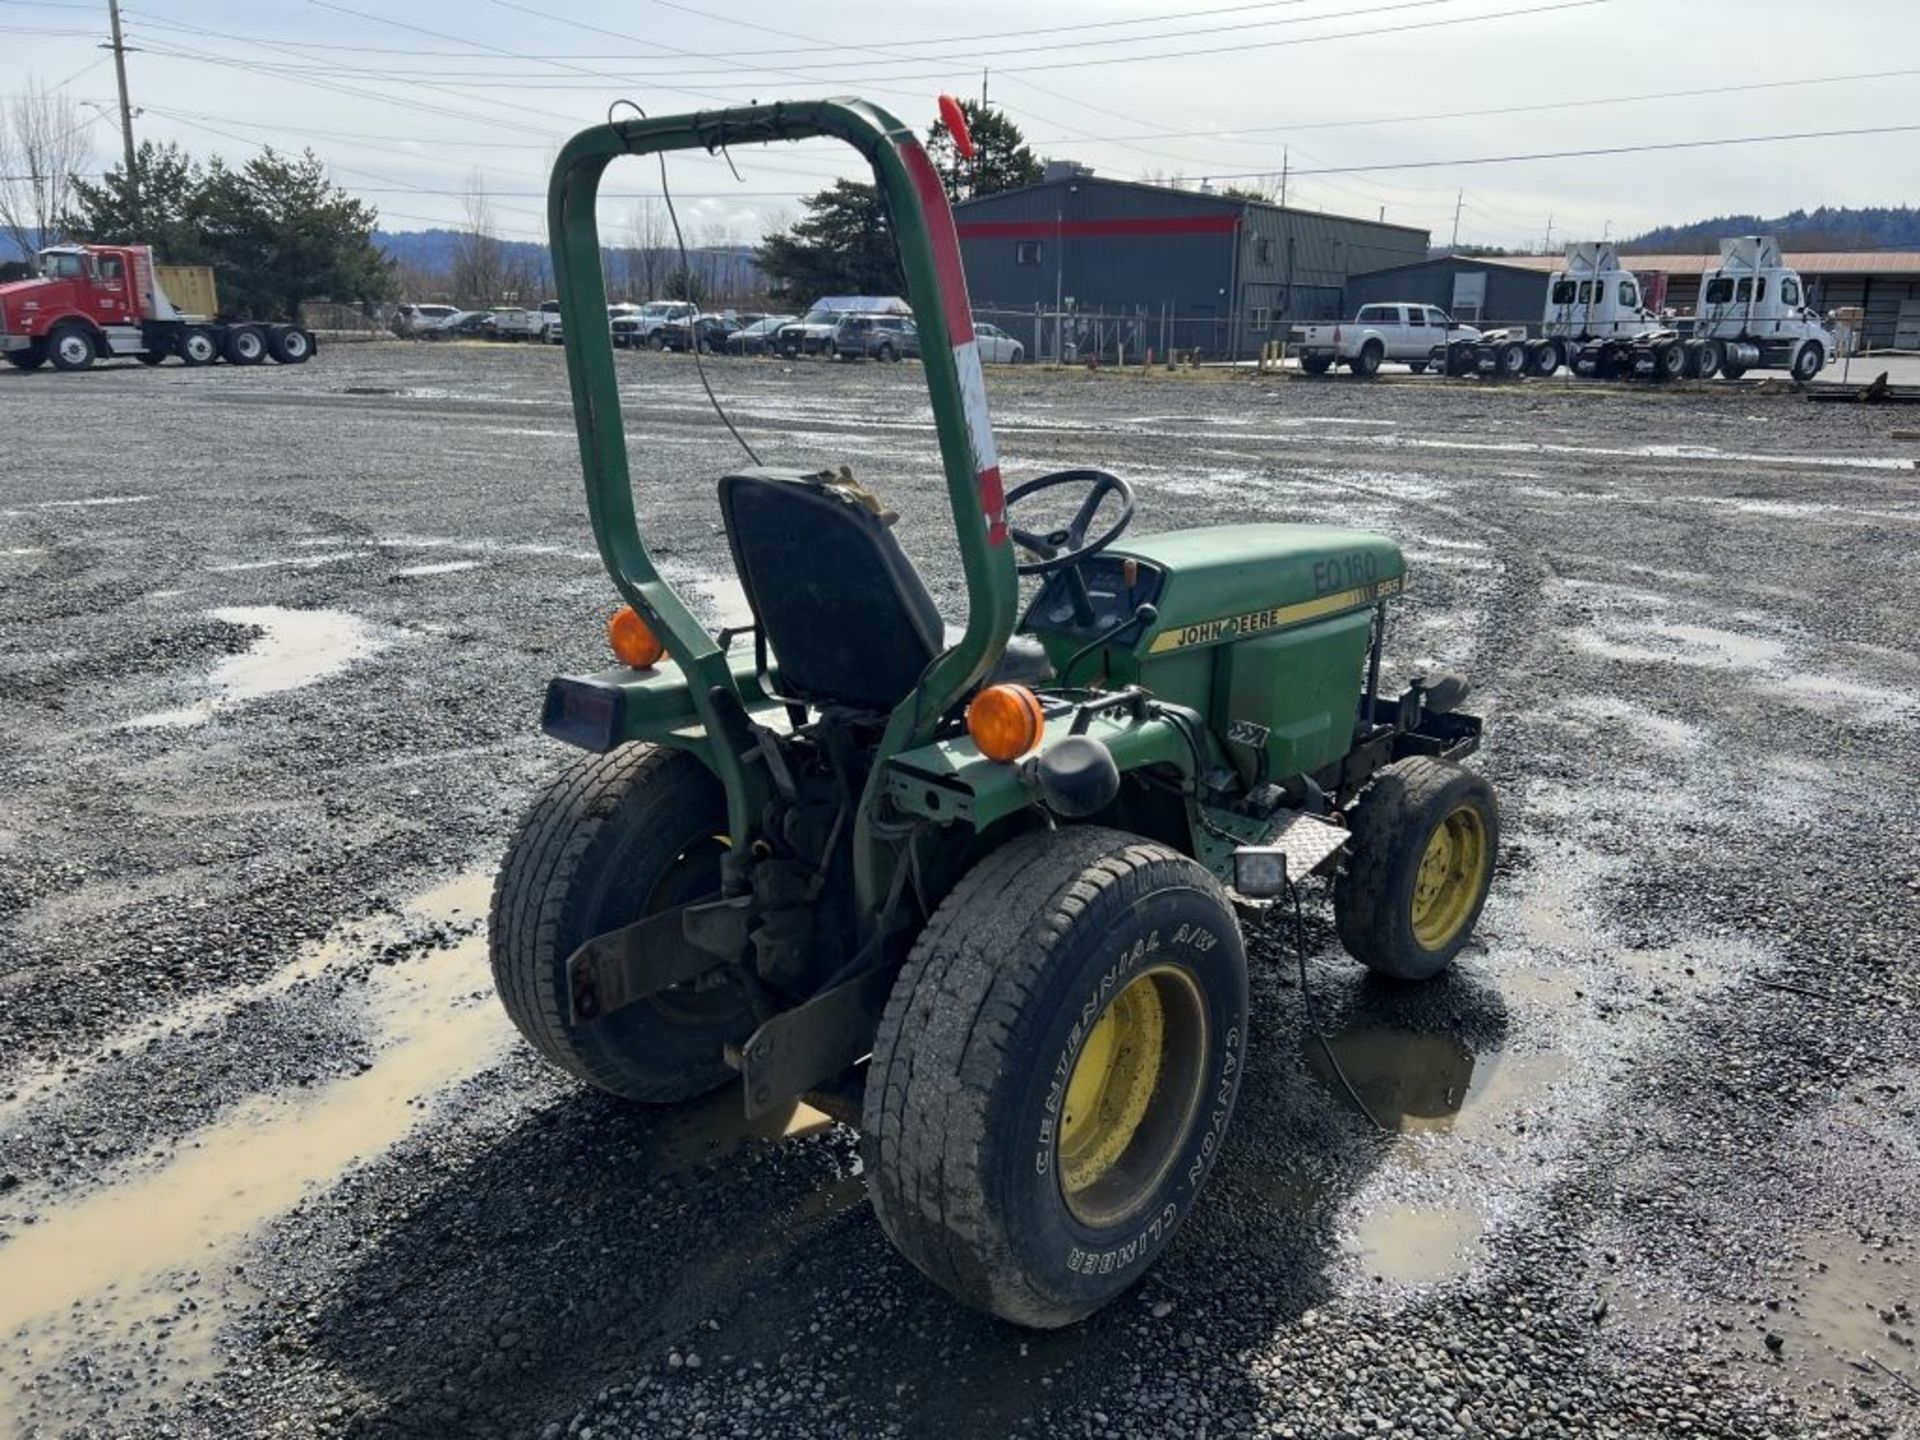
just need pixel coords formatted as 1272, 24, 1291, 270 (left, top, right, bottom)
1305, 1029, 1568, 1135
124, 605, 390, 729
395, 559, 483, 577
1351, 1203, 1484, 1285
1781, 1238, 1918, 1395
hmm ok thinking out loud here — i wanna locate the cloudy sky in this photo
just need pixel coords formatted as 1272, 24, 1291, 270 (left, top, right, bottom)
8, 0, 1917, 252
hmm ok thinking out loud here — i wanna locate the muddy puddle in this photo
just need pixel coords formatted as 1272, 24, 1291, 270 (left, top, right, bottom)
1306, 1029, 1569, 1136
1351, 1204, 1486, 1285
125, 605, 393, 729
0, 866, 848, 1432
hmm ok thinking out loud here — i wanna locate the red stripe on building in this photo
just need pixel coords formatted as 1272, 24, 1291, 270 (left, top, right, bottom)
898, 139, 975, 345
955, 215, 1240, 240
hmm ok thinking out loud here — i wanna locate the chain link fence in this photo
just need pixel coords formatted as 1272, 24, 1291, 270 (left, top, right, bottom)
973, 302, 1341, 365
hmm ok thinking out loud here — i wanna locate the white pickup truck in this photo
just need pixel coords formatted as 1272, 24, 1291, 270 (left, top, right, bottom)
1292, 303, 1480, 376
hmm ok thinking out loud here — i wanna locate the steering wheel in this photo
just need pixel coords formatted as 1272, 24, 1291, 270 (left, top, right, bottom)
1004, 468, 1136, 576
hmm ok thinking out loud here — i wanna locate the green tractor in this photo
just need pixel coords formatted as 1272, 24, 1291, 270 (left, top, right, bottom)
491, 98, 1498, 1327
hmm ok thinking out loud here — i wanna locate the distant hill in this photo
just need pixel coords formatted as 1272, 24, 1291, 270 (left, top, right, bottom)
1621, 206, 1920, 253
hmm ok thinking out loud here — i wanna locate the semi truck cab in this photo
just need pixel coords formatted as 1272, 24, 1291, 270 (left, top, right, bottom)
0, 243, 312, 372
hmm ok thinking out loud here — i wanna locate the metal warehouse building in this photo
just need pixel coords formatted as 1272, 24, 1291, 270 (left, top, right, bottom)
1349, 249, 1920, 350
1344, 254, 1555, 328
953, 169, 1428, 359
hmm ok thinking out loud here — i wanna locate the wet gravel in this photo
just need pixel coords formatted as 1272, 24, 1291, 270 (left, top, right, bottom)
1, 341, 1917, 1438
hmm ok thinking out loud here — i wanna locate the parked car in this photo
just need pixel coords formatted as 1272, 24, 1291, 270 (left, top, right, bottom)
419, 309, 490, 340
774, 297, 909, 358
973, 321, 1025, 364
1292, 303, 1478, 376
613, 300, 698, 349
724, 315, 795, 356
539, 299, 562, 343
488, 306, 545, 341
661, 314, 740, 353
392, 303, 458, 337
832, 312, 918, 362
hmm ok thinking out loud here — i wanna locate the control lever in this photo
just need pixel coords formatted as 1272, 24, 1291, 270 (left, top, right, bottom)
1059, 603, 1158, 687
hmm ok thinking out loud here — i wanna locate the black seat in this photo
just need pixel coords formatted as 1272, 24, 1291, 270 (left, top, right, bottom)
717, 469, 1051, 712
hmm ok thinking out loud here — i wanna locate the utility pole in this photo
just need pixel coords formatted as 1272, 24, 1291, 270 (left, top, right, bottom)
104, 0, 138, 222
1543, 213, 1554, 253
981, 68, 989, 109
1448, 189, 1463, 255
1278, 146, 1288, 211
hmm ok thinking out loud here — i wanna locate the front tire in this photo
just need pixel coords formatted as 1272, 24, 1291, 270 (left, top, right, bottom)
489, 745, 753, 1103
4, 342, 47, 370
1791, 340, 1824, 383
48, 322, 97, 371
1336, 757, 1498, 981
864, 827, 1248, 1329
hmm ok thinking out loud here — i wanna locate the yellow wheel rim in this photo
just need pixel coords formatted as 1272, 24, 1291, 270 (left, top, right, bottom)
1410, 803, 1489, 950
1057, 966, 1207, 1227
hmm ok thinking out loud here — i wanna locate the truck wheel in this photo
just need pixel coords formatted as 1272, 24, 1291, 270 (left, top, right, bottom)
1335, 757, 1498, 982
1791, 341, 1824, 383
1528, 342, 1559, 377
1350, 341, 1383, 377
1497, 341, 1527, 378
1693, 340, 1721, 380
1720, 359, 1747, 381
1656, 341, 1688, 382
266, 325, 314, 364
180, 328, 219, 367
4, 341, 47, 370
876, 342, 897, 362
1300, 354, 1333, 376
47, 323, 98, 372
489, 744, 753, 1104
864, 826, 1247, 1329
1407, 360, 1428, 375
645, 332, 666, 351
136, 351, 166, 366
223, 325, 268, 365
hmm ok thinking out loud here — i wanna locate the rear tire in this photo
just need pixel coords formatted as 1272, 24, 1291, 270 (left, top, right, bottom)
223, 325, 267, 366
1528, 341, 1559, 377
489, 745, 753, 1103
179, 328, 219, 367
1350, 341, 1383, 377
1335, 757, 1498, 981
1497, 341, 1527, 379
1300, 354, 1333, 376
1656, 341, 1687, 381
47, 322, 97, 372
266, 325, 314, 364
864, 827, 1247, 1329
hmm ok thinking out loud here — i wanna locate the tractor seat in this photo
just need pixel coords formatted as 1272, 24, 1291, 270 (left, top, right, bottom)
718, 469, 1051, 712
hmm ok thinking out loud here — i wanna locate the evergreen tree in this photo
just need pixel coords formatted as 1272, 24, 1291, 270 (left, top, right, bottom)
754, 179, 903, 301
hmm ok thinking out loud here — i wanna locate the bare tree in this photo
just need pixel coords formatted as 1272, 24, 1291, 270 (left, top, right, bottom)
449, 170, 504, 306
0, 79, 90, 262
629, 198, 669, 300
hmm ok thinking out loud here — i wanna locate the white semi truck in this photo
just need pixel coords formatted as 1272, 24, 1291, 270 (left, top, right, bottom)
1433, 237, 1834, 383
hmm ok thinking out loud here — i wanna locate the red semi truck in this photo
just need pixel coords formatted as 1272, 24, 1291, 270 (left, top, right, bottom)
0, 243, 315, 372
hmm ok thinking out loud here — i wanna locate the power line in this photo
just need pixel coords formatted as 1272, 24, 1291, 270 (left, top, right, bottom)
1194, 122, 1920, 180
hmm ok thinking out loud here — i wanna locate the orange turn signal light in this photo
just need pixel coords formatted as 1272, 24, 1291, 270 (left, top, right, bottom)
966, 683, 1046, 763
607, 605, 664, 669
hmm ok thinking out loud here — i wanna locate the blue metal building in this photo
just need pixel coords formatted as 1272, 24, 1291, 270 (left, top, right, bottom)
953, 170, 1429, 358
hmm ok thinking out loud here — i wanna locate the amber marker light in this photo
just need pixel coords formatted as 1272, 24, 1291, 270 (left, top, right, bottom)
607, 605, 665, 668
966, 683, 1046, 762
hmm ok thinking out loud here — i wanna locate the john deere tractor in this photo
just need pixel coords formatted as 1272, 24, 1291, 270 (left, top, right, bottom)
491, 98, 1498, 1327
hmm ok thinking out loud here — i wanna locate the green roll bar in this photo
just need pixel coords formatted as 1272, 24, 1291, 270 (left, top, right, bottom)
547, 98, 1019, 917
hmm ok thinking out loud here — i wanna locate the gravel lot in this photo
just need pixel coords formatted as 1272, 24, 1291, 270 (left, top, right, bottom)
1, 341, 1917, 1439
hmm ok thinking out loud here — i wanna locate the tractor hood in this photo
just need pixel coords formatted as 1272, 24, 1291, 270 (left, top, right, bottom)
1115, 524, 1406, 656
